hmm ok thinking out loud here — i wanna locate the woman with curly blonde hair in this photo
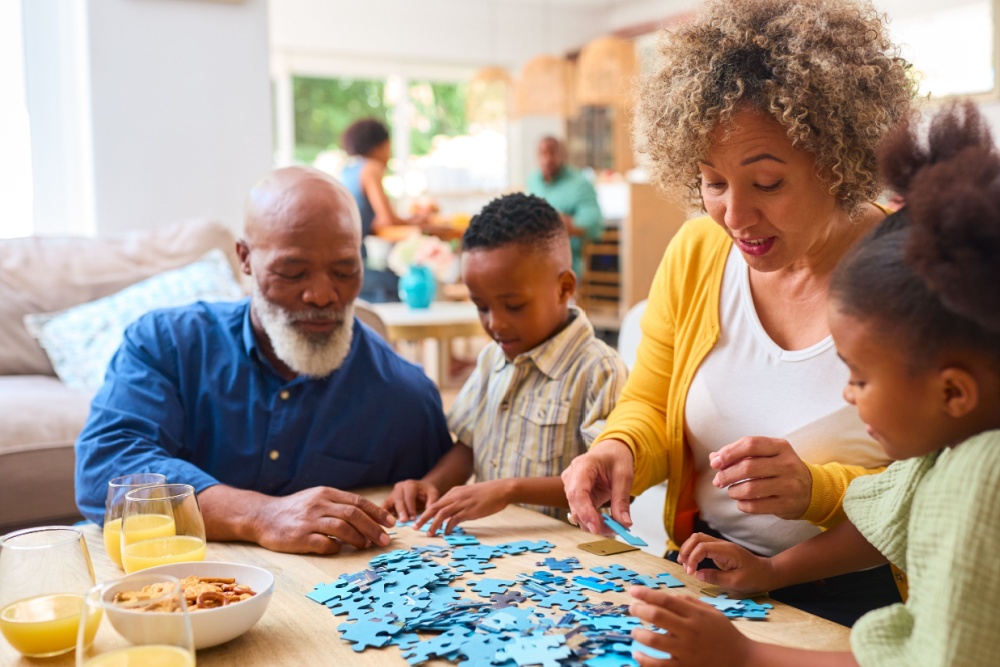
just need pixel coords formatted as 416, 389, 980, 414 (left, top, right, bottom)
562, 0, 914, 626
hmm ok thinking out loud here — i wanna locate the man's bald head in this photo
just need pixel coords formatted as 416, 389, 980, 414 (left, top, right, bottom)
244, 166, 361, 245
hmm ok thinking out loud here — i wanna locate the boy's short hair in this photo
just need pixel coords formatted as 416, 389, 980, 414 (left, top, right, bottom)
341, 118, 390, 157
463, 193, 566, 253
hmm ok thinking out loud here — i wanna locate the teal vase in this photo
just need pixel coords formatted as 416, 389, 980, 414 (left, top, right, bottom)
399, 265, 436, 308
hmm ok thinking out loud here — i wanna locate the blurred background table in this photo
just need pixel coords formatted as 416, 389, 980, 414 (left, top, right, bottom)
0, 491, 850, 666
371, 301, 484, 387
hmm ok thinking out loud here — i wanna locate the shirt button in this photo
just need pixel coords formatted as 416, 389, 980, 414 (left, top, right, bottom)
492, 460, 498, 468
269, 450, 280, 461
501, 401, 509, 410
279, 390, 290, 400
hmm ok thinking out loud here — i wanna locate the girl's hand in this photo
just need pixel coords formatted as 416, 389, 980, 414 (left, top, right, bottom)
381, 480, 440, 522
629, 586, 752, 667
710, 437, 812, 519
677, 533, 778, 592
416, 481, 510, 536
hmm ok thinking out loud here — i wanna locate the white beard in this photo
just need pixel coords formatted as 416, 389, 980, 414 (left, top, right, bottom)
251, 282, 355, 378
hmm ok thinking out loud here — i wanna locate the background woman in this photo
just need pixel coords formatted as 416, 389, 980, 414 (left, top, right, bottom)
562, 0, 913, 625
340, 118, 427, 302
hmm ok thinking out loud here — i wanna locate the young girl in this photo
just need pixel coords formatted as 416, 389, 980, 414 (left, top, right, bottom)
627, 102, 1000, 666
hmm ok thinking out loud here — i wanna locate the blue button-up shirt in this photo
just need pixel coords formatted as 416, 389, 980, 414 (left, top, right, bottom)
75, 299, 452, 524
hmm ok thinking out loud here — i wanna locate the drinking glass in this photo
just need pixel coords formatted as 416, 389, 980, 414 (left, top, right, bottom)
120, 484, 206, 574
77, 573, 195, 666
103, 473, 167, 569
0, 526, 97, 657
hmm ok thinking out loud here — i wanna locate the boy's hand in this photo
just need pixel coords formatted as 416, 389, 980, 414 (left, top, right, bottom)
629, 586, 752, 667
416, 481, 510, 537
381, 480, 440, 522
676, 533, 777, 593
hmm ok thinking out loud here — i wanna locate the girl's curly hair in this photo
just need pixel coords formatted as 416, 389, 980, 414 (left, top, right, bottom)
634, 0, 915, 214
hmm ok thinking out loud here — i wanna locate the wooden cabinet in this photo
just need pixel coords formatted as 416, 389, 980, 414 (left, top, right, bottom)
578, 182, 688, 330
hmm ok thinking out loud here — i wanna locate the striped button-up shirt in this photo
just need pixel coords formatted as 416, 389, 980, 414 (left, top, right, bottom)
448, 307, 628, 518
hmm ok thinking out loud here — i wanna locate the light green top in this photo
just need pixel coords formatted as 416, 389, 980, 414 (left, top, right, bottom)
526, 166, 603, 277
845, 429, 1000, 666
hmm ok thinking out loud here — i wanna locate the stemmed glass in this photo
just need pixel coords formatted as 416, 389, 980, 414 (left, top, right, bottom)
120, 484, 206, 574
77, 573, 195, 666
104, 473, 167, 569
0, 526, 97, 658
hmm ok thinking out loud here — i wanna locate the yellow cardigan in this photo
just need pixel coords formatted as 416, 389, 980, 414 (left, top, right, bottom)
600, 215, 883, 550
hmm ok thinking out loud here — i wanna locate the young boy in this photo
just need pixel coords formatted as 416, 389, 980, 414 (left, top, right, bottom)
383, 193, 627, 533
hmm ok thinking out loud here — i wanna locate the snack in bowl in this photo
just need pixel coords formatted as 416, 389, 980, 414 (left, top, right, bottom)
114, 576, 257, 612
113, 561, 274, 649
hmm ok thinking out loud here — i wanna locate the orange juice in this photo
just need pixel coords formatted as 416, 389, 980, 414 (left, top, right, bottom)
108, 514, 176, 568
0, 593, 101, 657
84, 644, 194, 667
121, 536, 206, 573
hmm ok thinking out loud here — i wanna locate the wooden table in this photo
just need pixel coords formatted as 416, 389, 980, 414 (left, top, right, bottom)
1, 492, 850, 666
371, 301, 485, 386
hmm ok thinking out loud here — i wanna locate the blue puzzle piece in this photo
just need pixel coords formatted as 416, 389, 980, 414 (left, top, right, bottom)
467, 577, 518, 597
573, 576, 625, 593
337, 617, 402, 651
454, 632, 514, 667
537, 557, 582, 572
497, 632, 570, 667
585, 653, 639, 667
401, 626, 472, 665
534, 590, 589, 611
601, 515, 648, 547
590, 564, 638, 581
444, 534, 480, 546
497, 540, 555, 554
307, 579, 358, 604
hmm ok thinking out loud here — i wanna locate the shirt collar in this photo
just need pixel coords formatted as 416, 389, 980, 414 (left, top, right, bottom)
491, 306, 592, 379
240, 298, 259, 358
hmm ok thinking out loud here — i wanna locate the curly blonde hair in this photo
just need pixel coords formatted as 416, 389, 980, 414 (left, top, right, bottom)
634, 0, 915, 213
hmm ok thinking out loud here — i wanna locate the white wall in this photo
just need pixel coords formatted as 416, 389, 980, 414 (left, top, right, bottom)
23, 0, 273, 236
269, 0, 611, 76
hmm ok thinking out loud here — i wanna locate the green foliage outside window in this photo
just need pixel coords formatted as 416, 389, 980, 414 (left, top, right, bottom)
291, 76, 468, 164
407, 81, 469, 156
292, 76, 388, 164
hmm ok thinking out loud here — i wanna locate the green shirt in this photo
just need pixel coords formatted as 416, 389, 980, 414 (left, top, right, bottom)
527, 166, 603, 277
845, 429, 1000, 666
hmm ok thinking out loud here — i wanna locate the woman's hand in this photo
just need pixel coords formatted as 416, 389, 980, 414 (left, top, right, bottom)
560, 439, 635, 535
629, 586, 752, 667
416, 480, 511, 536
676, 533, 779, 592
381, 479, 440, 522
710, 437, 812, 519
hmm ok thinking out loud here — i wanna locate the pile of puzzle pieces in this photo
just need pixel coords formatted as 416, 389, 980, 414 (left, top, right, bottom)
306, 523, 769, 666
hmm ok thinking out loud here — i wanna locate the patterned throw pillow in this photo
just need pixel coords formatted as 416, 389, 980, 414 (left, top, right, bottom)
23, 250, 244, 392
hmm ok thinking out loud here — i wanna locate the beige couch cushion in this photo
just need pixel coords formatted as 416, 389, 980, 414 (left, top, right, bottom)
0, 376, 92, 530
0, 218, 240, 376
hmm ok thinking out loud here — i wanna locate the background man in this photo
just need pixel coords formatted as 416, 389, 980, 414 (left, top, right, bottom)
527, 136, 604, 278
75, 166, 452, 555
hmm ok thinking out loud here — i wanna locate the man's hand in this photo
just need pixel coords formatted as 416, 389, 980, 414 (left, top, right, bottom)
676, 533, 778, 592
199, 485, 395, 555
710, 437, 812, 519
382, 479, 440, 522
560, 439, 635, 536
416, 480, 510, 536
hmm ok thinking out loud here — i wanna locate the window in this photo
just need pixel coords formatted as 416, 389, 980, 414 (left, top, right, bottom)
888, 0, 995, 98
287, 74, 506, 218
0, 0, 34, 239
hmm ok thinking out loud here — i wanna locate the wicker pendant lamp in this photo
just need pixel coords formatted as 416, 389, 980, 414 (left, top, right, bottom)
575, 35, 637, 107
515, 54, 576, 118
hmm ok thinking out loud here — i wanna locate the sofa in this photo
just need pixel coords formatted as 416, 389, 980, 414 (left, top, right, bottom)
0, 219, 241, 533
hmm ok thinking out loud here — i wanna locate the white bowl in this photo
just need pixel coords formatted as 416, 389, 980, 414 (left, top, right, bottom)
112, 561, 274, 649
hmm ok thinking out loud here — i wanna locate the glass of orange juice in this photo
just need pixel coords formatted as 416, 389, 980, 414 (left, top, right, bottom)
0, 526, 97, 657
120, 484, 206, 574
104, 474, 167, 569
77, 573, 194, 666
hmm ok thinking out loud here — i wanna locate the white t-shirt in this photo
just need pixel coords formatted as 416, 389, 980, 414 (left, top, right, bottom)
684, 246, 889, 557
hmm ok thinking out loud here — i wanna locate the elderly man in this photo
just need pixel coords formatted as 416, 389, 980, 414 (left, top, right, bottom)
75, 167, 452, 554
526, 136, 603, 278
